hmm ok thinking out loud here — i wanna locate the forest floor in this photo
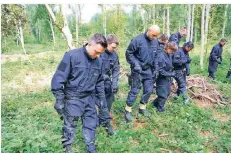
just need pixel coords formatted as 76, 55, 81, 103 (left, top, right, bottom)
1, 49, 231, 153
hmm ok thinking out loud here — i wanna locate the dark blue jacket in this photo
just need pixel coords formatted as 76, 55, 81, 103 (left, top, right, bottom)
209, 43, 223, 62
157, 51, 175, 79
100, 50, 120, 89
125, 32, 158, 70
169, 32, 181, 47
51, 47, 106, 102
172, 47, 191, 73
153, 41, 166, 73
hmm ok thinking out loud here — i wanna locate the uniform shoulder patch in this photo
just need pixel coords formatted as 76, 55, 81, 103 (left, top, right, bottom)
58, 62, 67, 72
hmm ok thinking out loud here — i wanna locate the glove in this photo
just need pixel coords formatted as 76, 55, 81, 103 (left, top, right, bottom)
54, 99, 64, 120
153, 71, 159, 80
98, 100, 106, 110
134, 64, 142, 73
217, 58, 222, 64
187, 58, 191, 64
112, 87, 118, 94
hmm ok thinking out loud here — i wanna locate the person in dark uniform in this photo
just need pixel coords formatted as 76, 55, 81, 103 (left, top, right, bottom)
152, 42, 178, 112
153, 34, 169, 82
208, 38, 228, 79
98, 34, 120, 135
168, 27, 187, 47
124, 25, 160, 122
51, 33, 108, 153
172, 41, 194, 103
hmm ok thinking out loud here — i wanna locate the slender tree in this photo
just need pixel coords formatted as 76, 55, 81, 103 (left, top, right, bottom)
200, 4, 206, 70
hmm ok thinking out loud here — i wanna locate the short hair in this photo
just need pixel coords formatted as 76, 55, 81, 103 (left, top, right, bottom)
158, 34, 168, 42
181, 27, 187, 30
220, 38, 228, 43
183, 41, 194, 49
164, 42, 178, 52
90, 33, 107, 48
106, 34, 119, 45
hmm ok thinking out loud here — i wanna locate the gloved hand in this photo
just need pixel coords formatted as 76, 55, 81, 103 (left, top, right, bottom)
153, 71, 159, 80
134, 64, 142, 73
99, 100, 106, 110
54, 99, 64, 120
217, 58, 222, 64
112, 87, 118, 94
187, 58, 191, 64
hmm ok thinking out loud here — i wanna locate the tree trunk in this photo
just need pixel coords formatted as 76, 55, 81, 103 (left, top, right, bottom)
140, 7, 146, 32
187, 4, 191, 42
190, 4, 195, 42
200, 4, 205, 70
45, 4, 75, 50
153, 4, 155, 24
100, 4, 107, 36
222, 4, 228, 38
16, 25, 20, 47
78, 5, 83, 24
18, 19, 26, 54
205, 4, 210, 45
49, 17, 55, 51
75, 4, 79, 47
61, 4, 74, 49
163, 10, 166, 34
166, 7, 170, 37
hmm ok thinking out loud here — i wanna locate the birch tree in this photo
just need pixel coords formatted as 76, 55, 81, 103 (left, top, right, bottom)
48, 17, 55, 51
166, 7, 170, 37
205, 4, 210, 45
222, 4, 228, 38
190, 4, 195, 42
163, 9, 166, 34
45, 4, 75, 49
186, 4, 191, 42
200, 4, 206, 70
99, 4, 107, 36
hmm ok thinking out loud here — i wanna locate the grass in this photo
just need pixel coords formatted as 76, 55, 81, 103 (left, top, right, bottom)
1, 43, 231, 153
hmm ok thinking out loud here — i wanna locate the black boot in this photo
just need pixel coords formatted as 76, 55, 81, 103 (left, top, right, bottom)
124, 110, 132, 122
138, 109, 151, 118
105, 122, 115, 135
64, 145, 72, 153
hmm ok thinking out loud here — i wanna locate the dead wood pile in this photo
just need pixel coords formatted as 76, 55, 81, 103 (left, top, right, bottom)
171, 74, 230, 106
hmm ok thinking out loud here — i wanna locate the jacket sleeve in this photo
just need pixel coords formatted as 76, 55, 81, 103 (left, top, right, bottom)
210, 46, 219, 62
186, 63, 190, 74
111, 54, 120, 89
95, 65, 106, 103
125, 38, 140, 66
51, 52, 71, 101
